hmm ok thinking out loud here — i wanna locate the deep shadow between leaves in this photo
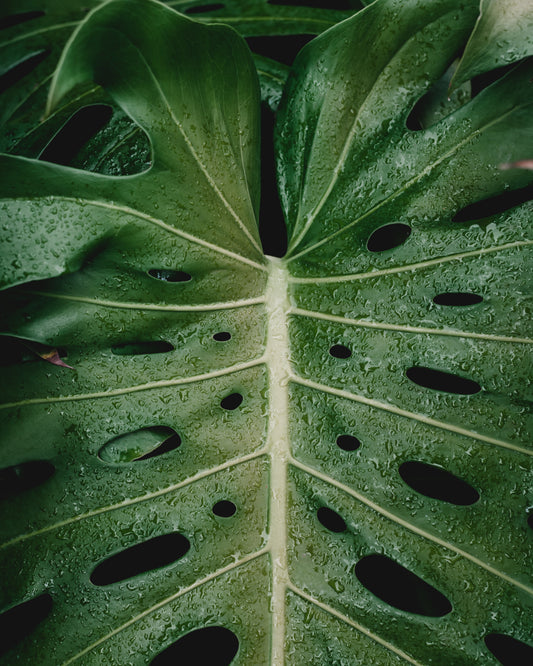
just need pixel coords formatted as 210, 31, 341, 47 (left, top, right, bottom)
0, 49, 50, 94
184, 3, 225, 14
0, 11, 45, 30
259, 103, 288, 257
484, 632, 533, 665
90, 533, 190, 586
399, 461, 480, 506
150, 626, 239, 665
406, 366, 481, 395
39, 105, 113, 167
0, 460, 55, 500
246, 35, 314, 67
267, 0, 361, 9
355, 554, 452, 617
0, 594, 53, 657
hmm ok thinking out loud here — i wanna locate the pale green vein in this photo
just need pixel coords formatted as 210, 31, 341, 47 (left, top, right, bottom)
51, 197, 267, 271
291, 307, 533, 344
291, 458, 533, 595
28, 292, 266, 312
1, 450, 267, 551
288, 585, 424, 666
199, 16, 337, 29
62, 549, 268, 665
290, 375, 532, 456
0, 357, 265, 411
289, 240, 533, 283
287, 106, 529, 262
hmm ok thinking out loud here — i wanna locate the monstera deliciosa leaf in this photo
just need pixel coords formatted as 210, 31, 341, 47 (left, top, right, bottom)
1, 0, 532, 663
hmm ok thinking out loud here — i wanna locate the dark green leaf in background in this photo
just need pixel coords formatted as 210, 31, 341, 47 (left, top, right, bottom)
1, 0, 532, 663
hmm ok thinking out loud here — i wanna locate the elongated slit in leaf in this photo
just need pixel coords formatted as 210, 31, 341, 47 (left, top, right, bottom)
90, 533, 190, 586
0, 594, 52, 657
433, 292, 483, 306
184, 3, 225, 14
148, 269, 192, 282
98, 426, 180, 463
150, 626, 239, 665
399, 461, 480, 506
0, 460, 55, 500
406, 366, 481, 395
484, 632, 533, 665
354, 554, 452, 617
111, 341, 174, 356
453, 185, 533, 222
366, 223, 411, 252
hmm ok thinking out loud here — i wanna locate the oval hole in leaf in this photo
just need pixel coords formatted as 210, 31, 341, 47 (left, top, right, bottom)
213, 331, 231, 341
433, 292, 483, 306
185, 3, 225, 13
148, 269, 192, 282
213, 500, 237, 517
406, 366, 481, 395
0, 50, 50, 94
90, 533, 190, 586
354, 554, 452, 617
111, 341, 174, 356
452, 185, 533, 222
0, 594, 52, 657
336, 434, 361, 452
0, 460, 55, 500
0, 11, 45, 30
329, 344, 351, 359
98, 426, 180, 463
220, 393, 243, 410
367, 223, 411, 252
150, 626, 239, 665
259, 103, 288, 256
399, 461, 479, 506
246, 35, 314, 67
317, 506, 346, 533
484, 633, 533, 665
39, 104, 113, 166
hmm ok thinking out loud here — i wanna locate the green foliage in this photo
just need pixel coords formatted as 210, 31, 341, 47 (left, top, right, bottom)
1, 0, 532, 664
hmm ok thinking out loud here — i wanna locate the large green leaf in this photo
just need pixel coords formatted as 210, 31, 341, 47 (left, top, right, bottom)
1, 0, 532, 664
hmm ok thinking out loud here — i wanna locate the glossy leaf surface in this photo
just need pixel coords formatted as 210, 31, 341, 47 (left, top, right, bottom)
1, 0, 532, 664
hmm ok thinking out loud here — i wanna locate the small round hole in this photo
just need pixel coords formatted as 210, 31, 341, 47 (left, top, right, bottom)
148, 269, 191, 282
213, 332, 231, 342
317, 506, 346, 533
329, 344, 351, 359
367, 223, 411, 252
220, 393, 243, 410
336, 435, 361, 452
213, 500, 237, 517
